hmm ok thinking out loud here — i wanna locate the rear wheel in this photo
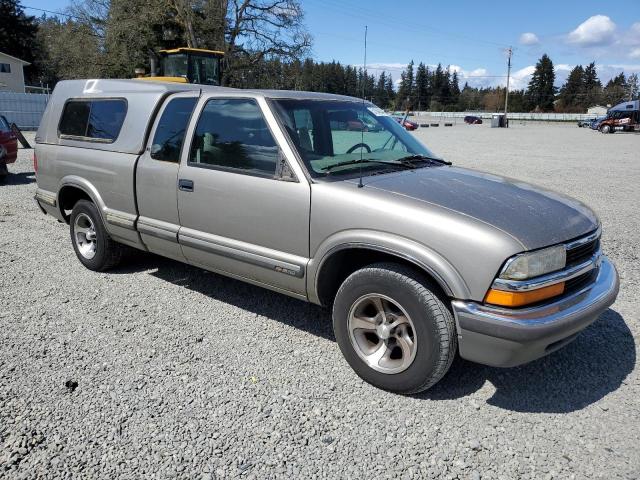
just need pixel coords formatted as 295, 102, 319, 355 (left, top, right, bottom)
70, 200, 124, 271
332, 263, 457, 394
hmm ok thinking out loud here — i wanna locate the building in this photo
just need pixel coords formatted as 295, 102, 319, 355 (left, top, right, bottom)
0, 52, 30, 93
587, 105, 608, 115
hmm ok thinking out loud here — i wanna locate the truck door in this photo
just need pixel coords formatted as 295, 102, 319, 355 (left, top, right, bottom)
136, 91, 200, 261
176, 95, 310, 296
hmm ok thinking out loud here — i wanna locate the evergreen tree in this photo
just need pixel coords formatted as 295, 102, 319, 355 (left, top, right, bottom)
559, 65, 584, 112
450, 70, 461, 108
373, 71, 387, 107
385, 75, 395, 108
526, 54, 556, 111
582, 62, 602, 108
602, 73, 628, 106
396, 60, 415, 110
344, 65, 358, 97
431, 64, 446, 110
414, 63, 429, 111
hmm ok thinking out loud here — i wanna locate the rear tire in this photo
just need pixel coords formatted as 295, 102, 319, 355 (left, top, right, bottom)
70, 200, 124, 271
332, 263, 457, 394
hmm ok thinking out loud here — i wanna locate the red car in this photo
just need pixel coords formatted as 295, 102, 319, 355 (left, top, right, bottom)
0, 115, 18, 176
393, 116, 418, 131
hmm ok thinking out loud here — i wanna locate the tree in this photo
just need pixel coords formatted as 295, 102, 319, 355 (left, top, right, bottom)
483, 88, 504, 111
35, 17, 103, 85
582, 62, 602, 108
450, 70, 461, 108
385, 75, 395, 108
0, 0, 39, 82
526, 54, 556, 112
414, 63, 430, 111
558, 65, 584, 112
396, 60, 414, 110
373, 71, 388, 107
69, 0, 311, 84
602, 73, 627, 106
626, 73, 639, 100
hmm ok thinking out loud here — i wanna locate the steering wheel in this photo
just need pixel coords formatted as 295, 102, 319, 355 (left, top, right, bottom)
346, 143, 372, 154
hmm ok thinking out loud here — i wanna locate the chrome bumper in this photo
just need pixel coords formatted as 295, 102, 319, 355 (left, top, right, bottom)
452, 256, 619, 367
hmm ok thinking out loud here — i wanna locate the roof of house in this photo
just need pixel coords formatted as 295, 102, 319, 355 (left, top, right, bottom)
0, 52, 31, 66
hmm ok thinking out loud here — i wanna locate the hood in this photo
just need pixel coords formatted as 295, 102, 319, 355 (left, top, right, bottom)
349, 166, 598, 250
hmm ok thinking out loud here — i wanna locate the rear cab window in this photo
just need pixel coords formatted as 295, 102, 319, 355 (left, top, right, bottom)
150, 97, 198, 163
58, 99, 127, 143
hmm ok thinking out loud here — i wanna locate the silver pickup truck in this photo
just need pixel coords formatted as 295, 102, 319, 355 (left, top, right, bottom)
34, 79, 619, 393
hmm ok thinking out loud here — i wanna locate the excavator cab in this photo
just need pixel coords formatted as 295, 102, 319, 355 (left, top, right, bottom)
142, 48, 224, 86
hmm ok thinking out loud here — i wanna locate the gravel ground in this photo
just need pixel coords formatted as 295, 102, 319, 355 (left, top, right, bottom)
1, 124, 639, 479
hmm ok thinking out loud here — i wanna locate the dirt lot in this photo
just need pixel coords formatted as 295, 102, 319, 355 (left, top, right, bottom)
1, 124, 639, 479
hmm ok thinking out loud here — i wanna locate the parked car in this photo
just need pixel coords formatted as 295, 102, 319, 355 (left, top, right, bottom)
577, 118, 595, 128
0, 115, 18, 177
464, 115, 483, 125
590, 116, 607, 130
393, 116, 418, 131
34, 80, 619, 394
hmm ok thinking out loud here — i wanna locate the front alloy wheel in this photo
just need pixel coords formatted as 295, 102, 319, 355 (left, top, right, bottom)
333, 262, 457, 394
348, 293, 417, 374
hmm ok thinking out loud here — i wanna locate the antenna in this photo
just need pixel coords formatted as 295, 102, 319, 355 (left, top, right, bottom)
358, 25, 368, 189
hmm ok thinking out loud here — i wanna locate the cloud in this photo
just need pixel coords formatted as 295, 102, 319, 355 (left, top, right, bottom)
631, 48, 640, 59
519, 32, 540, 45
567, 15, 617, 47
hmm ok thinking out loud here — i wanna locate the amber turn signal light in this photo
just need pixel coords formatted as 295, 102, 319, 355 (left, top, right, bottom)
484, 282, 565, 307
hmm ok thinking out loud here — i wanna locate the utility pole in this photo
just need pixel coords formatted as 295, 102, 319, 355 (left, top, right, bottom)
503, 46, 512, 128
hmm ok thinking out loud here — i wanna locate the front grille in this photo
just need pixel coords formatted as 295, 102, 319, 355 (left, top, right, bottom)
564, 269, 596, 294
566, 237, 600, 266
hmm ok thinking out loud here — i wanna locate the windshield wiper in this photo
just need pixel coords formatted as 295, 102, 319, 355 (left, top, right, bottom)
397, 154, 452, 166
321, 159, 416, 173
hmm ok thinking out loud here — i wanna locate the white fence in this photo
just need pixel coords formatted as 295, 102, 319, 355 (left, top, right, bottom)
408, 111, 594, 122
0, 92, 50, 130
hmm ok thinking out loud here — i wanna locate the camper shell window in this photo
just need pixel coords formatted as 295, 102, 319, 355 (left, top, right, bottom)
58, 98, 127, 143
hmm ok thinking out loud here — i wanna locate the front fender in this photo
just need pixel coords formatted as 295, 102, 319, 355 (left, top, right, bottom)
307, 229, 471, 304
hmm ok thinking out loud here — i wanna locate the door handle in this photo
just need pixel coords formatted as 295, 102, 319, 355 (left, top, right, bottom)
178, 179, 194, 192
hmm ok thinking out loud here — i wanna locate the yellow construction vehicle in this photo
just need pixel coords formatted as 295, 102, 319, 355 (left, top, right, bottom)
137, 47, 224, 86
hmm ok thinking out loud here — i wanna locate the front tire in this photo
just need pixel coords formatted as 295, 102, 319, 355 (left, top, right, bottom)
600, 124, 612, 134
70, 200, 124, 271
332, 263, 457, 394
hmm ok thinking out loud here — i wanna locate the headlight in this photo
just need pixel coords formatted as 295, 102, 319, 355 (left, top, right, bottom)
499, 245, 566, 280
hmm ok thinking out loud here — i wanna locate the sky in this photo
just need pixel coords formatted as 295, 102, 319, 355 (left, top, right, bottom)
21, 0, 640, 90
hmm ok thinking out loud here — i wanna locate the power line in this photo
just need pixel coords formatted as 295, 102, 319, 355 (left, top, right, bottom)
306, 0, 510, 49
21, 4, 84, 20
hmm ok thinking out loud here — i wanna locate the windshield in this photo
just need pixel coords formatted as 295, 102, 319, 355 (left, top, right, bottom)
271, 99, 441, 178
162, 54, 220, 85
189, 54, 220, 86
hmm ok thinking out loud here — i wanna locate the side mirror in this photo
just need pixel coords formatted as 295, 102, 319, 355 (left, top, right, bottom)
150, 144, 162, 158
